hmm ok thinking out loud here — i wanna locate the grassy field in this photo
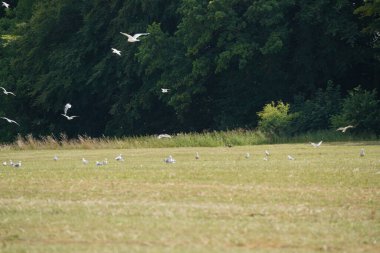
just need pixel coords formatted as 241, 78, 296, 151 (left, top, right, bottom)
0, 143, 379, 252
6, 130, 378, 150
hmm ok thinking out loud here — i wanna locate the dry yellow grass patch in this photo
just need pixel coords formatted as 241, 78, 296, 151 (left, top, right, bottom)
0, 143, 379, 252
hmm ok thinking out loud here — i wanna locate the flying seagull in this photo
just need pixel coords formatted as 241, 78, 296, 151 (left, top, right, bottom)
61, 114, 79, 120
337, 125, 355, 133
265, 150, 270, 156
287, 155, 295, 161
158, 134, 172, 139
1, 117, 19, 126
120, 32, 150, 42
111, 48, 121, 56
2, 2, 9, 8
0, 87, 15, 96
161, 88, 170, 93
310, 141, 323, 148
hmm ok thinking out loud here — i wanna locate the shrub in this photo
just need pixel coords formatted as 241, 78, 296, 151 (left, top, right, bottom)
292, 81, 342, 133
257, 101, 297, 137
331, 86, 380, 134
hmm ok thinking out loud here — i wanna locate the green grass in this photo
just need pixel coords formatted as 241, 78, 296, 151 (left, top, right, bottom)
0, 143, 379, 252
4, 130, 379, 150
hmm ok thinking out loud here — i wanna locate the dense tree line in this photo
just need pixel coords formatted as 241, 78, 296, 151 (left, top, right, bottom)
0, 0, 379, 141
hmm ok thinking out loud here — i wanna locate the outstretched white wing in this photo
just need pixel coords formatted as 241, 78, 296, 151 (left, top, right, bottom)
337, 125, 354, 133
64, 103, 72, 115
133, 33, 150, 39
10, 119, 19, 126
120, 32, 134, 40
111, 48, 121, 56
0, 87, 16, 96
1, 116, 19, 126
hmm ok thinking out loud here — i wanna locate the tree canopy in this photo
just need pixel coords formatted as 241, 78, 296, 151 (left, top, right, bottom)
0, 0, 379, 141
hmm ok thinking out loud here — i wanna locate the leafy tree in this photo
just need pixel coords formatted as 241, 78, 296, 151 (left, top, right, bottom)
257, 101, 296, 136
354, 0, 380, 91
354, 0, 380, 49
331, 86, 380, 134
0, 0, 379, 141
292, 81, 342, 133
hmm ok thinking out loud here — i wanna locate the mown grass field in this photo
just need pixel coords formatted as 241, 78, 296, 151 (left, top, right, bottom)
0, 143, 379, 252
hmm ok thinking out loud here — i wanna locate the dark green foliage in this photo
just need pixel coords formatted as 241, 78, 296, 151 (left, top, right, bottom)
331, 86, 380, 134
0, 0, 379, 141
257, 101, 296, 137
354, 0, 380, 49
292, 81, 342, 133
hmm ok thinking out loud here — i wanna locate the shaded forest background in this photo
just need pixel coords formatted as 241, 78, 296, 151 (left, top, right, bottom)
0, 0, 379, 141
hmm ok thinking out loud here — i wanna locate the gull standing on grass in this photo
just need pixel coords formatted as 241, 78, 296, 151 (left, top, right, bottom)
95, 159, 108, 166
120, 32, 150, 42
115, 154, 124, 161
265, 150, 270, 156
0, 87, 15, 96
245, 153, 250, 159
111, 48, 121, 56
13, 161, 21, 168
310, 141, 323, 148
288, 155, 295, 161
360, 148, 365, 157
337, 125, 355, 133
82, 158, 89, 165
53, 155, 58, 161
195, 152, 200, 160
164, 155, 176, 164
1, 117, 20, 126
2, 2, 9, 8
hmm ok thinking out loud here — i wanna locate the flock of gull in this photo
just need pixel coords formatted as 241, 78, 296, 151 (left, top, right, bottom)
0, 2, 357, 133
0, 2, 367, 169
1, 141, 367, 168
0, 2, 19, 124
1, 2, 169, 126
